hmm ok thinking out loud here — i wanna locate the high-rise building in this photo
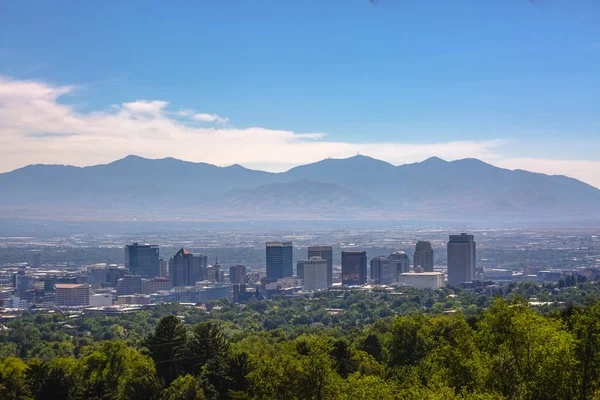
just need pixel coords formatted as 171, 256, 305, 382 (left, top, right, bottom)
414, 241, 434, 272
296, 260, 306, 280
341, 250, 367, 286
447, 233, 476, 285
54, 283, 90, 307
229, 265, 247, 284
389, 251, 410, 276
413, 240, 433, 272
169, 248, 207, 287
87, 265, 108, 285
125, 243, 160, 278
107, 265, 127, 287
116, 275, 142, 296
159, 259, 169, 278
303, 257, 328, 291
266, 242, 293, 281
206, 266, 225, 282
370, 256, 395, 285
307, 246, 333, 287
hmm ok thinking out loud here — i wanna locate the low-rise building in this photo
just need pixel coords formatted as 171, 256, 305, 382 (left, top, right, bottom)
483, 268, 514, 281
55, 283, 90, 307
141, 277, 171, 294
118, 294, 151, 305
89, 293, 113, 307
398, 272, 445, 290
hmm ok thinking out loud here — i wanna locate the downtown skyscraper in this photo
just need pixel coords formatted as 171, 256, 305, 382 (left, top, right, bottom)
447, 234, 476, 285
342, 250, 367, 286
266, 242, 293, 282
413, 241, 434, 272
125, 243, 160, 278
307, 245, 333, 287
169, 248, 207, 287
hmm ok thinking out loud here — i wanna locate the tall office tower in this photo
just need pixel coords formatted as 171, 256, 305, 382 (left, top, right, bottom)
341, 250, 367, 286
447, 233, 476, 285
370, 256, 395, 285
389, 251, 410, 276
266, 242, 293, 281
307, 246, 333, 287
31, 252, 42, 268
229, 265, 247, 284
303, 257, 328, 291
125, 243, 160, 278
169, 248, 206, 287
296, 260, 306, 279
159, 259, 169, 278
413, 241, 434, 272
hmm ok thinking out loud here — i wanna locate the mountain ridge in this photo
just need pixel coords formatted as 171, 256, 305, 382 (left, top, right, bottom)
0, 155, 598, 223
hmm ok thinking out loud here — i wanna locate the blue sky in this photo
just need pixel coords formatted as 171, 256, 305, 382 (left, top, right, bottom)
1, 0, 599, 186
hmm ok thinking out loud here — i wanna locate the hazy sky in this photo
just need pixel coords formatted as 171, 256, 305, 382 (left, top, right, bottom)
1, 0, 599, 187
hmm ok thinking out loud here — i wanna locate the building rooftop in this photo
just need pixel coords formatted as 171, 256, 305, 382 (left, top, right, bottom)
400, 272, 444, 276
55, 283, 86, 289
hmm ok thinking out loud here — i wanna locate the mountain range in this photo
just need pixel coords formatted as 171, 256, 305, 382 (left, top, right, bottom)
1, 155, 599, 223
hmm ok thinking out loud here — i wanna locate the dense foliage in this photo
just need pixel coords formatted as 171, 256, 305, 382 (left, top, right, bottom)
4, 284, 600, 398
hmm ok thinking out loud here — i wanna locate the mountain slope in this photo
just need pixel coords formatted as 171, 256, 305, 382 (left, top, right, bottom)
0, 155, 598, 222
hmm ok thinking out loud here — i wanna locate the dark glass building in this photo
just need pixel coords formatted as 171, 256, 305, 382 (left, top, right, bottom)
125, 243, 160, 278
447, 233, 476, 285
414, 241, 434, 272
389, 251, 410, 276
296, 260, 306, 280
341, 250, 367, 286
307, 245, 333, 287
266, 242, 293, 281
169, 248, 207, 287
370, 256, 394, 285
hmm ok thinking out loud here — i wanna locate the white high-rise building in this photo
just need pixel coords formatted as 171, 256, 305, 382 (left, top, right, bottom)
303, 256, 328, 291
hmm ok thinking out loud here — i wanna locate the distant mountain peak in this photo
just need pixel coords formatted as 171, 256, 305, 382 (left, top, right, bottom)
421, 156, 447, 164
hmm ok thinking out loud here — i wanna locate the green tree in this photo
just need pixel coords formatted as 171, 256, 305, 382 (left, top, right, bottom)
161, 375, 205, 400
329, 339, 356, 378
0, 356, 29, 400
388, 314, 431, 367
477, 298, 576, 399
144, 315, 188, 385
185, 322, 230, 376
25, 357, 81, 400
80, 340, 162, 400
568, 303, 600, 399
357, 333, 383, 362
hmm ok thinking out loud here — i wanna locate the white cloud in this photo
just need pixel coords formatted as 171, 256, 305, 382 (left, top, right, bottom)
122, 100, 168, 116
190, 113, 229, 124
0, 75, 598, 189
